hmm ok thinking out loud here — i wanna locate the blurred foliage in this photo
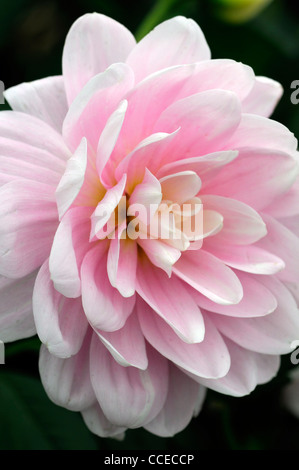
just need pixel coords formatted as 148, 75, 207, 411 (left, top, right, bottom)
0, 0, 299, 450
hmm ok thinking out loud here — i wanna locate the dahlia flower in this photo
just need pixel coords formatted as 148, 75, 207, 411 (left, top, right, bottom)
1, 13, 299, 438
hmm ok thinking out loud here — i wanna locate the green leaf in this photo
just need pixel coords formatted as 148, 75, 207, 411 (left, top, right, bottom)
0, 371, 99, 450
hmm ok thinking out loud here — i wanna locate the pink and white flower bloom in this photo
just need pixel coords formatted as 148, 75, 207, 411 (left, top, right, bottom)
1, 13, 299, 438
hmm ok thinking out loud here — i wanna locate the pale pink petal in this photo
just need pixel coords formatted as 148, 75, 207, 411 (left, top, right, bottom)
200, 195, 267, 245
0, 271, 37, 342
96, 100, 128, 187
90, 174, 126, 240
39, 332, 95, 411
191, 270, 277, 318
225, 114, 298, 154
137, 238, 181, 277
0, 111, 70, 180
55, 137, 88, 219
198, 339, 280, 397
159, 171, 201, 204
257, 213, 299, 282
173, 250, 243, 305
205, 243, 285, 275
82, 403, 126, 439
62, 63, 134, 152
97, 312, 148, 369
138, 300, 231, 379
211, 276, 299, 355
126, 16, 210, 83
0, 180, 58, 278
266, 173, 299, 218
128, 169, 162, 224
33, 260, 88, 358
49, 207, 93, 298
107, 235, 137, 298
4, 76, 68, 132
136, 256, 205, 343
90, 335, 169, 428
63, 13, 136, 104
242, 76, 283, 117
154, 90, 241, 161
203, 148, 299, 211
115, 131, 179, 192
145, 364, 205, 437
81, 243, 135, 332
156, 150, 238, 182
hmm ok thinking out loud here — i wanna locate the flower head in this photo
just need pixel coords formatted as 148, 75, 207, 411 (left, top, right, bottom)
1, 13, 299, 438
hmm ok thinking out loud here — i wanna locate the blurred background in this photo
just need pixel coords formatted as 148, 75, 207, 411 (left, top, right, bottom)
0, 0, 299, 450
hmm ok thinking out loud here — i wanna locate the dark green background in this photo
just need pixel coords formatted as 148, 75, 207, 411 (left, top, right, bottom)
0, 0, 299, 450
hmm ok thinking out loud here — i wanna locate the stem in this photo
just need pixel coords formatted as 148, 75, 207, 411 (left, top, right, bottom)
135, 0, 179, 41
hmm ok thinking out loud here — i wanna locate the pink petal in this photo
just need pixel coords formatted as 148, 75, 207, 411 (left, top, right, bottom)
198, 339, 280, 397
173, 250, 243, 305
138, 239, 181, 276
126, 16, 210, 82
138, 300, 231, 379
203, 148, 299, 211
97, 312, 148, 370
160, 171, 201, 204
157, 150, 238, 183
4, 76, 68, 132
128, 169, 162, 224
225, 114, 298, 155
191, 270, 277, 318
49, 206, 93, 298
265, 173, 299, 218
81, 243, 135, 332
82, 403, 126, 438
136, 257, 205, 343
107, 234, 137, 298
205, 242, 285, 275
90, 335, 169, 428
145, 364, 206, 437
242, 76, 283, 117
55, 137, 88, 219
0, 271, 37, 342
39, 331, 95, 411
62, 13, 136, 104
154, 90, 241, 161
33, 260, 88, 358
257, 213, 299, 282
200, 195, 267, 245
0, 180, 58, 278
211, 276, 299, 355
90, 174, 126, 240
62, 63, 134, 152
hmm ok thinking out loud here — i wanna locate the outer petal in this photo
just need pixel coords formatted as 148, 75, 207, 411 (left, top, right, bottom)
82, 403, 126, 439
39, 331, 95, 412
136, 256, 205, 343
49, 206, 93, 298
242, 76, 283, 117
144, 364, 206, 437
81, 243, 135, 332
33, 260, 88, 358
191, 270, 277, 318
63, 63, 134, 152
107, 235, 137, 298
97, 312, 148, 370
211, 276, 299, 355
62, 13, 136, 104
0, 180, 58, 278
0, 271, 37, 342
198, 339, 280, 397
173, 250, 243, 305
126, 16, 210, 82
138, 300, 231, 380
90, 335, 169, 428
4, 76, 68, 132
